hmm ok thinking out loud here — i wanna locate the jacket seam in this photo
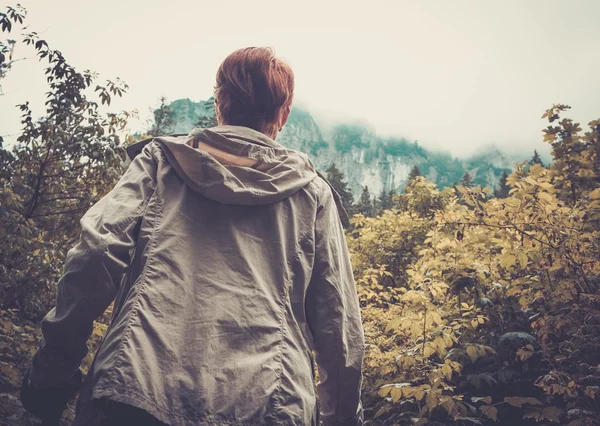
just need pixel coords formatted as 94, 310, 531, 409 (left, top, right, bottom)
269, 265, 292, 421
314, 179, 344, 421
108, 185, 155, 322
110, 181, 163, 378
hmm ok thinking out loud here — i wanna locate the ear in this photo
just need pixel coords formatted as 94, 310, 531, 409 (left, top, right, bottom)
279, 104, 292, 129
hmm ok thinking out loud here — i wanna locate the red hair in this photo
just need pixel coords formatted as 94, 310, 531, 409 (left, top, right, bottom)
214, 47, 294, 135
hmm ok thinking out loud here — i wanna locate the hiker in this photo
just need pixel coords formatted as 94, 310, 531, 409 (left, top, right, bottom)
20, 47, 365, 426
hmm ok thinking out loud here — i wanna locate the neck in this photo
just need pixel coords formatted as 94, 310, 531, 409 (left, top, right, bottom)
218, 120, 279, 140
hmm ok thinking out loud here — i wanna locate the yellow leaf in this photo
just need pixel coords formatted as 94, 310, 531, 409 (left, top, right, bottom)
441, 363, 452, 380
538, 192, 553, 203
401, 290, 426, 306
466, 345, 479, 363
589, 188, 600, 199
430, 311, 442, 325
426, 389, 441, 411
390, 386, 402, 402
374, 405, 391, 418
424, 344, 436, 357
518, 253, 528, 267
500, 253, 517, 269
378, 386, 392, 398
413, 387, 426, 401
402, 386, 414, 398
443, 334, 454, 348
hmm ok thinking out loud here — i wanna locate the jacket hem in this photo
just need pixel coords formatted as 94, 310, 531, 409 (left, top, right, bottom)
92, 385, 278, 425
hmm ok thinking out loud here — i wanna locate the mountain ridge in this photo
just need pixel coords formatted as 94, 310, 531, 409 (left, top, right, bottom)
159, 98, 529, 198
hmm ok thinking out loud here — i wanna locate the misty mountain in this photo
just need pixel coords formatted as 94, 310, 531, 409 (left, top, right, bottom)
158, 98, 528, 198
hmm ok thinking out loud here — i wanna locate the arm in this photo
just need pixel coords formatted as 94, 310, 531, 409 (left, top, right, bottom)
306, 181, 365, 426
29, 143, 157, 388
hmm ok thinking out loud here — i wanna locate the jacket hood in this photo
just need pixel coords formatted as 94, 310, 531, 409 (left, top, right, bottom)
127, 126, 318, 206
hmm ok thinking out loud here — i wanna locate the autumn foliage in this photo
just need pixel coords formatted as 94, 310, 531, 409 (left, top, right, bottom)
2, 5, 600, 426
351, 106, 600, 425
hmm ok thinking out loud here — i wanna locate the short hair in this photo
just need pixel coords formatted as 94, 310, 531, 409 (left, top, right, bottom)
214, 47, 294, 135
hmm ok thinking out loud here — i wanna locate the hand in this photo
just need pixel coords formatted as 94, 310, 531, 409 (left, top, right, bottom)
20, 368, 83, 424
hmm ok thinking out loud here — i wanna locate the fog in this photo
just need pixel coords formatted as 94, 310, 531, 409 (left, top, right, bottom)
1, 0, 599, 157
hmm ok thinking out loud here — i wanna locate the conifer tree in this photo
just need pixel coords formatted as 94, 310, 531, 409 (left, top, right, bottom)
356, 186, 373, 217
494, 170, 511, 198
459, 171, 474, 188
375, 188, 396, 214
529, 149, 545, 167
408, 165, 421, 182
325, 163, 355, 216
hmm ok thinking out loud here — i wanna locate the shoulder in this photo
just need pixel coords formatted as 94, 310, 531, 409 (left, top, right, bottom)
307, 174, 332, 197
309, 172, 349, 224
125, 134, 189, 161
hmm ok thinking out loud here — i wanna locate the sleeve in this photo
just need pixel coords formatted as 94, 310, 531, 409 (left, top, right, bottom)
29, 143, 158, 388
306, 180, 365, 426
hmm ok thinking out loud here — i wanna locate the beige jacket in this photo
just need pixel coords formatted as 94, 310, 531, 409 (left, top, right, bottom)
30, 126, 364, 425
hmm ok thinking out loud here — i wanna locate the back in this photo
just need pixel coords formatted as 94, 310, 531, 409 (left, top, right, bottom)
32, 127, 364, 426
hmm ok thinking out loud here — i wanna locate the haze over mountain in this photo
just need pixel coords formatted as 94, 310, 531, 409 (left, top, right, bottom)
157, 98, 533, 198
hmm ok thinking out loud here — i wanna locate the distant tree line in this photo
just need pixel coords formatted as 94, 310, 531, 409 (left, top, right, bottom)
325, 149, 548, 225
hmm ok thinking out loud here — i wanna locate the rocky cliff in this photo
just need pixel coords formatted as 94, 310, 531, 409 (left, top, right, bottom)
160, 98, 526, 198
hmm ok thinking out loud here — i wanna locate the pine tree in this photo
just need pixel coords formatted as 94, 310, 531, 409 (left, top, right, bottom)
408, 165, 421, 182
388, 190, 396, 208
529, 149, 545, 167
375, 188, 396, 214
149, 96, 176, 136
356, 186, 373, 217
494, 170, 511, 198
325, 163, 355, 217
459, 172, 474, 188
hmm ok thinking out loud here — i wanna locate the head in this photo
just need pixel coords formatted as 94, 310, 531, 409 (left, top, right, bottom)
214, 47, 294, 140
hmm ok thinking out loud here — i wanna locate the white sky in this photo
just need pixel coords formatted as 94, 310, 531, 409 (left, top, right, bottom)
1, 0, 599, 157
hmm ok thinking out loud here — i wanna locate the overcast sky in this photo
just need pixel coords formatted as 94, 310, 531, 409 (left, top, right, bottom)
1, 0, 599, 157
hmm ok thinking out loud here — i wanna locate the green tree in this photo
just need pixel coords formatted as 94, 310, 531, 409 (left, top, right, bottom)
325, 163, 355, 218
408, 165, 421, 182
529, 149, 545, 167
459, 171, 474, 188
149, 96, 176, 136
0, 5, 24, 82
494, 170, 511, 198
375, 188, 396, 214
356, 186, 374, 217
0, 5, 130, 317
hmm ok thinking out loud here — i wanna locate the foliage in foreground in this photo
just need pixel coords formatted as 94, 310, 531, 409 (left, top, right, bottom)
2, 5, 600, 426
351, 106, 600, 425
0, 5, 130, 318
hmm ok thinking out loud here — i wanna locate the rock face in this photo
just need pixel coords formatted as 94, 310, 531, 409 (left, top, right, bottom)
161, 98, 525, 198
166, 98, 216, 134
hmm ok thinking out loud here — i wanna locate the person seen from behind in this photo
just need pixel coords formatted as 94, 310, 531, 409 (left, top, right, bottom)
20, 46, 365, 426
